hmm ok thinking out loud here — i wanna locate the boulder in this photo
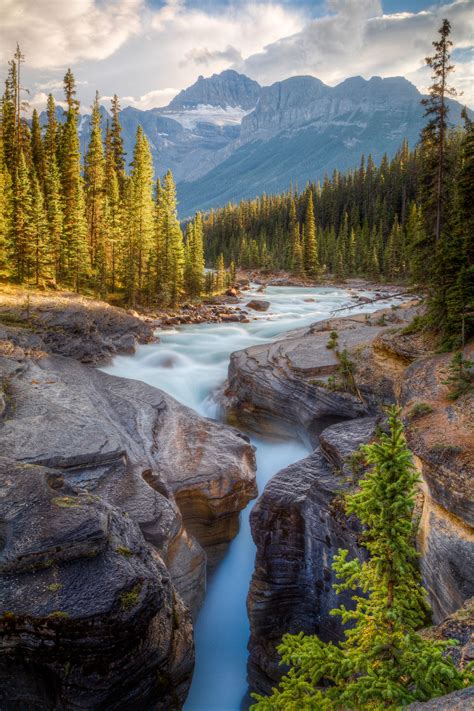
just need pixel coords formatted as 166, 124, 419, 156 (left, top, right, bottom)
223, 308, 418, 441
246, 300, 270, 312
0, 458, 193, 710
247, 418, 376, 695
0, 352, 257, 593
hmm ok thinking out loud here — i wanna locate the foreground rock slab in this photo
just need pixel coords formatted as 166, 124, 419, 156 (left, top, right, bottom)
0, 291, 156, 364
0, 340, 256, 707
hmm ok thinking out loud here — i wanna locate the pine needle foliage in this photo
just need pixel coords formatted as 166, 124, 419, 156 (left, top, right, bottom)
251, 407, 473, 711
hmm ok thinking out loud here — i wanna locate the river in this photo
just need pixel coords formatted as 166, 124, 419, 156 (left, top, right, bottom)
102, 284, 402, 711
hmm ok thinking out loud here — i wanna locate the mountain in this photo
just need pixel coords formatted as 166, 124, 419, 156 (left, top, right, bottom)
167, 69, 260, 110
41, 70, 468, 217
177, 74, 467, 217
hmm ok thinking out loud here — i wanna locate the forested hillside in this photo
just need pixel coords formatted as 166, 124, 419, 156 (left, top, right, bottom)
0, 55, 205, 307
204, 111, 473, 347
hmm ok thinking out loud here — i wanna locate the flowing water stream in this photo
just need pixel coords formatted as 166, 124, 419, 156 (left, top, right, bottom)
102, 285, 403, 711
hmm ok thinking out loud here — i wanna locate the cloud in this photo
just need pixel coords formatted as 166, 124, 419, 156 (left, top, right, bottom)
2, 0, 472, 113
236, 0, 474, 104
119, 87, 180, 110
180, 45, 242, 68
0, 0, 143, 69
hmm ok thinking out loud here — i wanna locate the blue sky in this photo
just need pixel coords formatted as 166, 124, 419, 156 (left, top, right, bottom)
1, 0, 472, 112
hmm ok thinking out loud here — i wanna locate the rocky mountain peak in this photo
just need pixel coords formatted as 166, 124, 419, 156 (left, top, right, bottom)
167, 69, 261, 110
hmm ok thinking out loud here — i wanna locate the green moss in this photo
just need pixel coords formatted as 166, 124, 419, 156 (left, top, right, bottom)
116, 546, 133, 557
52, 494, 99, 508
52, 496, 81, 508
409, 402, 434, 419
119, 583, 142, 610
47, 583, 63, 593
48, 611, 69, 620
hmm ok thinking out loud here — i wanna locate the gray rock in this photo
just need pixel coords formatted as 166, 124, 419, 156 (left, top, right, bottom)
0, 458, 194, 710
407, 687, 474, 710
247, 418, 376, 695
0, 352, 257, 604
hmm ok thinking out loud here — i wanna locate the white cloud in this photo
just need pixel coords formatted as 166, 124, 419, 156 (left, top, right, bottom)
1, 0, 472, 113
120, 88, 180, 110
236, 0, 474, 104
0, 0, 143, 68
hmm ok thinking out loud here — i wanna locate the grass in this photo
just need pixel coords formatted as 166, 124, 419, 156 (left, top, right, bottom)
326, 330, 339, 350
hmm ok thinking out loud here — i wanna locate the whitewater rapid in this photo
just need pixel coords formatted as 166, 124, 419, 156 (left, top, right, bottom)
102, 284, 403, 711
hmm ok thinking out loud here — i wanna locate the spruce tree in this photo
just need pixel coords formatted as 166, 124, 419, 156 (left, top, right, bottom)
162, 170, 185, 305
31, 109, 45, 190
215, 253, 226, 293
110, 94, 126, 193
252, 407, 473, 711
29, 170, 50, 285
0, 132, 12, 276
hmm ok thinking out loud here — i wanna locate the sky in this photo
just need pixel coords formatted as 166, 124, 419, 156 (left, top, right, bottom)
0, 0, 472, 114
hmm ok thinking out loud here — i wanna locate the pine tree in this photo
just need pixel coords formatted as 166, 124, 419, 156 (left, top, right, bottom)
0, 132, 12, 276
84, 92, 107, 296
31, 109, 45, 190
421, 19, 458, 245
126, 126, 154, 305
1, 60, 17, 175
252, 407, 473, 711
10, 150, 33, 282
185, 212, 205, 298
29, 170, 51, 285
110, 94, 126, 193
303, 190, 319, 278
43, 100, 63, 283
215, 253, 226, 293
104, 125, 122, 293
59, 69, 88, 289
162, 170, 185, 305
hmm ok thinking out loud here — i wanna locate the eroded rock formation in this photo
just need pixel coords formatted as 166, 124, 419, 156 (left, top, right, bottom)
0, 458, 193, 710
247, 418, 376, 695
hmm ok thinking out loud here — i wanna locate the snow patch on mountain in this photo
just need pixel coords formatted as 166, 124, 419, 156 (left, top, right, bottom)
161, 104, 252, 130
